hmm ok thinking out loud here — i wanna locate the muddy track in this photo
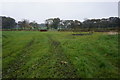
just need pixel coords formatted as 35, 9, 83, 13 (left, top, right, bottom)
48, 35, 78, 78
2, 38, 35, 78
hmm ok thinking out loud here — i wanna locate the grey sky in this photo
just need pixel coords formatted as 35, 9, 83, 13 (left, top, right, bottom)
1, 2, 118, 23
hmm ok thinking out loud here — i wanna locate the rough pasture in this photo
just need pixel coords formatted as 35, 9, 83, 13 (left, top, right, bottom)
2, 31, 119, 78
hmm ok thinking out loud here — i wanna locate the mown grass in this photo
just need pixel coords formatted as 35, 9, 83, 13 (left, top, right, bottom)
2, 31, 119, 78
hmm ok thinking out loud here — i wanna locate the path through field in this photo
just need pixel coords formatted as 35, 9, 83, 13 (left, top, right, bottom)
2, 31, 120, 78
47, 34, 78, 78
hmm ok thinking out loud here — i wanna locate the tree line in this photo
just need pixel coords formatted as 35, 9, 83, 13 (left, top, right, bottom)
1, 16, 120, 31
45, 17, 120, 31
1, 16, 39, 30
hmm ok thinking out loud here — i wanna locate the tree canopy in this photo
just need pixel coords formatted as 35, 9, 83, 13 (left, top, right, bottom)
1, 16, 16, 29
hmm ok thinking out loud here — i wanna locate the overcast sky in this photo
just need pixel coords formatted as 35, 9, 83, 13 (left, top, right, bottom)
1, 0, 119, 23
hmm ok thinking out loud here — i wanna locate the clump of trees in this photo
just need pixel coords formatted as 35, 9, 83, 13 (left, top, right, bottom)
45, 18, 82, 31
1, 16, 40, 30
82, 17, 120, 31
1, 16, 16, 29
18, 19, 31, 29
18, 20, 39, 30
1, 16, 120, 32
45, 18, 60, 30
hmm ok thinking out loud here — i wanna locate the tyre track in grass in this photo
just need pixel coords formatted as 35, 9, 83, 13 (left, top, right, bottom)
3, 33, 79, 78
48, 35, 78, 78
2, 38, 35, 78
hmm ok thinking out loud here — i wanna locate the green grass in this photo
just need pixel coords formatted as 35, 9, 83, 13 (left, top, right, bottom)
2, 31, 119, 78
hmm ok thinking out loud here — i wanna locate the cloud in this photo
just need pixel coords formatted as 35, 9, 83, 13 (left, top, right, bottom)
1, 2, 118, 23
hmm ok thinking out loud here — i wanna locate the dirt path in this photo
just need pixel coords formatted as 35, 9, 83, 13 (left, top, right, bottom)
48, 35, 78, 78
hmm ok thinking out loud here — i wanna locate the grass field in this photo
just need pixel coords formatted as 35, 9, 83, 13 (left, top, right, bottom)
2, 31, 119, 78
